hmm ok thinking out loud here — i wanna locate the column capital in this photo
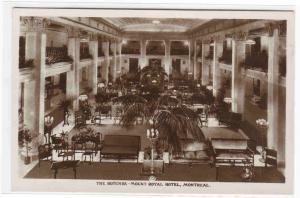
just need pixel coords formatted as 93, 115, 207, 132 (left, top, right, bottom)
227, 31, 248, 41
88, 32, 98, 41
265, 21, 286, 37
21, 17, 50, 32
66, 26, 80, 38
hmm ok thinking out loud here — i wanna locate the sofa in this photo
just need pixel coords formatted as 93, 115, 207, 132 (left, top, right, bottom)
218, 112, 242, 128
170, 138, 213, 166
210, 138, 254, 166
100, 135, 141, 163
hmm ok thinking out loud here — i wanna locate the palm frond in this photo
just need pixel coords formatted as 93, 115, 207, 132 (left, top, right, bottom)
158, 95, 179, 106
120, 103, 149, 126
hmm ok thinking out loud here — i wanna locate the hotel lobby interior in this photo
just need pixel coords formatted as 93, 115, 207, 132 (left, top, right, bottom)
18, 17, 286, 182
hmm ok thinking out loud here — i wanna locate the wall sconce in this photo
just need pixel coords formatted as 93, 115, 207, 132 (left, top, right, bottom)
209, 40, 215, 46
183, 41, 189, 46
122, 39, 127, 45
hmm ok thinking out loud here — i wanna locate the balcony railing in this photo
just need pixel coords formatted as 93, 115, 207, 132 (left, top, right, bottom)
46, 47, 73, 65
243, 51, 268, 73
80, 53, 93, 60
80, 45, 92, 60
19, 57, 34, 69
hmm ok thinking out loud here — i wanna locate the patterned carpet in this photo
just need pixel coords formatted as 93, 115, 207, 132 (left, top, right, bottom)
25, 161, 284, 183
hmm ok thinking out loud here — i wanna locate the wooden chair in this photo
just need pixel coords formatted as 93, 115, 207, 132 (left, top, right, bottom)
265, 148, 277, 167
51, 135, 64, 153
94, 132, 103, 156
38, 144, 53, 167
81, 141, 95, 164
58, 143, 75, 161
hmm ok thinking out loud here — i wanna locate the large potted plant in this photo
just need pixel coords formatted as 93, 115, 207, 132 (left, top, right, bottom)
139, 64, 167, 94
119, 95, 205, 151
22, 128, 32, 165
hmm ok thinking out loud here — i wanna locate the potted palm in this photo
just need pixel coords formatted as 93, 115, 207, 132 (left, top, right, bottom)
139, 64, 167, 94
22, 128, 32, 165
119, 95, 205, 151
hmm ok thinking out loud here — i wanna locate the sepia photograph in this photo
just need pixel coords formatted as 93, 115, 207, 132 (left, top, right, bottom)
9, 7, 294, 194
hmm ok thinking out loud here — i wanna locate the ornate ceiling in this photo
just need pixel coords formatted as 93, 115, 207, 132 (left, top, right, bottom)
101, 18, 209, 32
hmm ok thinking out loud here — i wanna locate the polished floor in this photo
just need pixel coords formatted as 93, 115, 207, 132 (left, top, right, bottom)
25, 161, 285, 183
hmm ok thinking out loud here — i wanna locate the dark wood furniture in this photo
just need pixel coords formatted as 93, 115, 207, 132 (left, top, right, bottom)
170, 139, 213, 166
218, 112, 242, 128
58, 144, 75, 161
81, 141, 95, 164
210, 138, 255, 180
51, 160, 80, 179
51, 135, 64, 153
211, 138, 254, 166
141, 159, 164, 176
38, 144, 53, 167
100, 135, 141, 163
265, 148, 277, 167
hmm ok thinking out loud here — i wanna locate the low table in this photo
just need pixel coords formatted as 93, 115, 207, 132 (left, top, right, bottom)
51, 160, 80, 179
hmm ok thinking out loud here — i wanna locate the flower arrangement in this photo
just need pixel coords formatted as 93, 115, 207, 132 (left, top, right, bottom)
256, 118, 269, 128
22, 128, 32, 164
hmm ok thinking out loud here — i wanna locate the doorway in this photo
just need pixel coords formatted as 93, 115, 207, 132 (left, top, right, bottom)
129, 58, 139, 74
172, 59, 181, 79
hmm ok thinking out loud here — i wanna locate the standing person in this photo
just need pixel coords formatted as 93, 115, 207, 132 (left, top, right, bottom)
63, 110, 70, 126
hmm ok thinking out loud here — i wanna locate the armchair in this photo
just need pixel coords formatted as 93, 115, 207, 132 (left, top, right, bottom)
38, 144, 53, 167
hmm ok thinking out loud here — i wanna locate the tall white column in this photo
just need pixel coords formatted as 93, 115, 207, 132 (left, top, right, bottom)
140, 39, 147, 68
201, 43, 210, 85
164, 40, 171, 77
212, 41, 222, 96
66, 35, 80, 110
193, 40, 198, 80
102, 41, 110, 83
117, 42, 122, 77
189, 39, 195, 79
231, 39, 246, 115
267, 28, 280, 153
23, 80, 36, 132
24, 31, 46, 137
110, 42, 117, 82
89, 39, 98, 95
